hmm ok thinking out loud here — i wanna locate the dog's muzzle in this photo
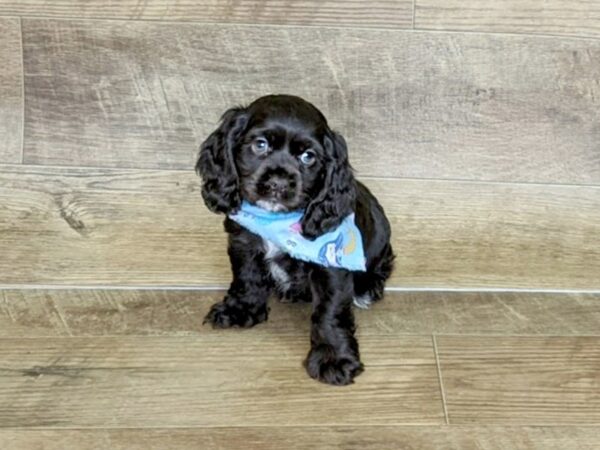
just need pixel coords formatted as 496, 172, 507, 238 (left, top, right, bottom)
256, 166, 299, 203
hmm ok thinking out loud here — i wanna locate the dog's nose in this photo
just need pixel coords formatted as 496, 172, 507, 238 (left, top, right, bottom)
266, 177, 291, 194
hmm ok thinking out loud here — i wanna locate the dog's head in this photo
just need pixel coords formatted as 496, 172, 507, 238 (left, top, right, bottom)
196, 95, 356, 239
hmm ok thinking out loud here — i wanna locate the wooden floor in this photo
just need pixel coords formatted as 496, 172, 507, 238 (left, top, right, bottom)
1, 1, 599, 448
0, 290, 599, 449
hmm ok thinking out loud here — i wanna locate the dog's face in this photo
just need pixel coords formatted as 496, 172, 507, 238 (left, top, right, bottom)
197, 95, 356, 238
235, 97, 329, 212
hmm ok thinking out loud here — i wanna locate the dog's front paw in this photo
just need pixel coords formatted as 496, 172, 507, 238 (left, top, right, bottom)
203, 301, 269, 328
304, 344, 364, 386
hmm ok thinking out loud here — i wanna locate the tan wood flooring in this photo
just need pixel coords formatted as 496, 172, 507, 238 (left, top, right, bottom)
0, 2, 599, 448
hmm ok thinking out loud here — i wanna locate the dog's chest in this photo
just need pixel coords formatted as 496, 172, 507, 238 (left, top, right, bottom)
263, 239, 292, 290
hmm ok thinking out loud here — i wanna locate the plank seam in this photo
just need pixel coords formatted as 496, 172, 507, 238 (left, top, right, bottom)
1, 285, 599, 294
2, 162, 600, 189
3, 14, 600, 42
1, 334, 600, 339
1, 423, 600, 429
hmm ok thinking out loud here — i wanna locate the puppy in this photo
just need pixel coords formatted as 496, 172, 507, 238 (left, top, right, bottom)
196, 95, 394, 385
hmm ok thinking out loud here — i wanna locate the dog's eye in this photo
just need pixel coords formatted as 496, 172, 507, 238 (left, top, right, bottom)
299, 149, 317, 166
251, 137, 270, 155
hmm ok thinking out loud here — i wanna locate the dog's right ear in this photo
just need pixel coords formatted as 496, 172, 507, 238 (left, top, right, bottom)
196, 107, 248, 214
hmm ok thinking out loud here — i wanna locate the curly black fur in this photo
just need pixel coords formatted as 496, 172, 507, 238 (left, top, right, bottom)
196, 95, 394, 385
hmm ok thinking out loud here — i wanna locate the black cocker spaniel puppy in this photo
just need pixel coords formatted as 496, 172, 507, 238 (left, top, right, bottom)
196, 95, 394, 385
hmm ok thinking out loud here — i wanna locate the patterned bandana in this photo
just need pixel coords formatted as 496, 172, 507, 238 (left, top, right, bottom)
229, 201, 367, 272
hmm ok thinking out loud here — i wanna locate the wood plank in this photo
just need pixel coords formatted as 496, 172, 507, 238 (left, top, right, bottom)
372, 291, 600, 336
416, 0, 600, 38
437, 336, 600, 424
0, 18, 22, 163
0, 290, 73, 337
0, 0, 413, 29
2, 427, 600, 450
22, 19, 600, 184
0, 335, 442, 427
0, 166, 231, 286
2, 290, 600, 337
1, 166, 599, 289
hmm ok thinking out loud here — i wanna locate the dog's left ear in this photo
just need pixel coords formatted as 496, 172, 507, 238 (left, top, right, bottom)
301, 130, 357, 240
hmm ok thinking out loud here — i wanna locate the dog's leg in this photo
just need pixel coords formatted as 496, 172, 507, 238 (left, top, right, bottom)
204, 232, 272, 328
352, 245, 395, 308
304, 267, 364, 385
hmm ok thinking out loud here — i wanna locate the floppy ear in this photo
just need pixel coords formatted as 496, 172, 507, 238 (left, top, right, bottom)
301, 131, 357, 240
195, 107, 248, 214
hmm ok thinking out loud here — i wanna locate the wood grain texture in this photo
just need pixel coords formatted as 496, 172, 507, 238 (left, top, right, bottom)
2, 290, 600, 337
22, 19, 600, 184
372, 291, 600, 335
0, 335, 442, 427
0, 166, 231, 286
437, 336, 600, 424
1, 166, 599, 289
0, 18, 23, 163
2, 427, 600, 450
415, 0, 600, 38
0, 0, 413, 28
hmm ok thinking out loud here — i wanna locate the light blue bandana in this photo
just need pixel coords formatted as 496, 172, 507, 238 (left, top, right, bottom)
229, 201, 367, 272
